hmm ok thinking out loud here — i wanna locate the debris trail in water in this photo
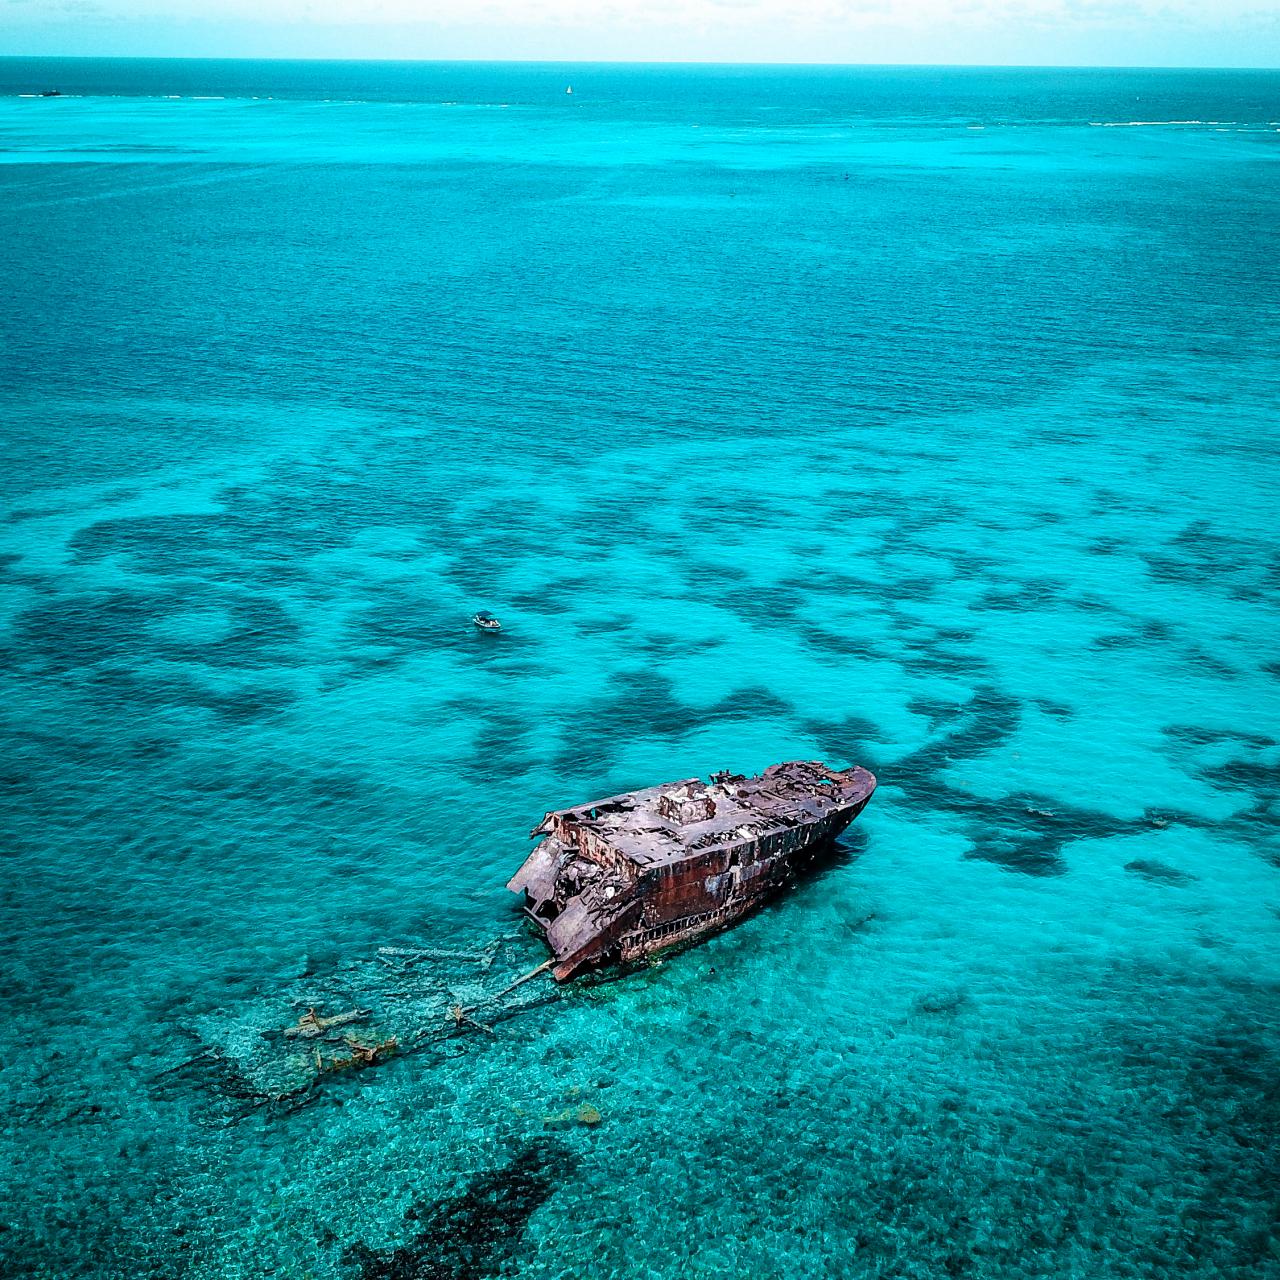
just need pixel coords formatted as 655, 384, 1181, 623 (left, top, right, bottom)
157, 934, 563, 1124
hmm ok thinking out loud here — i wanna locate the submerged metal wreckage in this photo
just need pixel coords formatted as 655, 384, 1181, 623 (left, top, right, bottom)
157, 940, 562, 1123
162, 762, 873, 1122
509, 760, 876, 980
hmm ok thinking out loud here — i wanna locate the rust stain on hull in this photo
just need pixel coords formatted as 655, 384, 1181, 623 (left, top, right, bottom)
507, 760, 876, 980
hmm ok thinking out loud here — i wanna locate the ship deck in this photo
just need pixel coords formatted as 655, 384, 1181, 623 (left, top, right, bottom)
551, 762, 873, 871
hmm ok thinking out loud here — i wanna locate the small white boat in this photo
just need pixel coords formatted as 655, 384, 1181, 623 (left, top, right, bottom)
565, 85, 573, 95
473, 611, 502, 633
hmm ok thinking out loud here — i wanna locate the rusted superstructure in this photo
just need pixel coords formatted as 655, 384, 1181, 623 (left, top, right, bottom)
507, 761, 876, 980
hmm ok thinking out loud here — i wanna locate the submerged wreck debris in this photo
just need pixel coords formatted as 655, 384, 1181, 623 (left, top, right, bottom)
158, 935, 563, 1124
377, 941, 503, 968
315, 1036, 400, 1074
159, 765, 873, 1123
497, 958, 556, 997
448, 1005, 496, 1036
509, 760, 876, 979
283, 1007, 370, 1039
343, 1139, 575, 1280
543, 1102, 603, 1129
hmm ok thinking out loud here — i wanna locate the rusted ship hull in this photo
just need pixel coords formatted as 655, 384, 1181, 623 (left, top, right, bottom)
613, 803, 856, 966
508, 761, 875, 980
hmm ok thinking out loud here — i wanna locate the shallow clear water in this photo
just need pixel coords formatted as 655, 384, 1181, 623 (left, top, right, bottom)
1, 59, 1279, 1280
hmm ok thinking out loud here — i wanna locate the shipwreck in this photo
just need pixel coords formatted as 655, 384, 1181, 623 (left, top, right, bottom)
507, 760, 876, 980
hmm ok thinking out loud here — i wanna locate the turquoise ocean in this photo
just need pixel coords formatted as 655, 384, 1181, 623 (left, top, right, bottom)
1, 58, 1279, 1278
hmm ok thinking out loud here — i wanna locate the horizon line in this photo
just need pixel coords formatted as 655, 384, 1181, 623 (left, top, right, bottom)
2, 54, 1278, 72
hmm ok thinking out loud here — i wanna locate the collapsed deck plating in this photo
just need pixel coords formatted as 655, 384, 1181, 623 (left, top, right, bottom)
508, 760, 876, 980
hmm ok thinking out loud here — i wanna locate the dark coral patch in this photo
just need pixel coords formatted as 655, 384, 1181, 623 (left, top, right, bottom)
2, 588, 178, 673
716, 583, 807, 627
796, 625, 884, 659
885, 575, 939, 602
201, 683, 297, 724
639, 632, 724, 660
878, 687, 1171, 877
1142, 553, 1202, 585
1141, 522, 1272, 595
1164, 725, 1277, 751
70, 512, 224, 570
507, 575, 599, 616
943, 548, 1001, 577
462, 710, 542, 783
1087, 536, 1127, 556
2, 585, 300, 677
549, 675, 796, 781
1093, 632, 1142, 650
166, 595, 302, 671
1202, 757, 1280, 796
777, 567, 872, 598
964, 840, 1066, 875
901, 642, 974, 678
906, 697, 965, 732
1071, 594, 1118, 614
1034, 699, 1074, 720
904, 685, 1021, 774
705, 686, 793, 721
353, 598, 447, 651
972, 579, 1065, 612
589, 669, 705, 743
1125, 859, 1197, 886
576, 613, 633, 637
1102, 987, 1280, 1274
1181, 647, 1239, 680
1199, 758, 1280, 864
0, 552, 36, 582
685, 561, 751, 585
959, 800, 1073, 877
344, 1139, 575, 1280
799, 714, 884, 769
603, 675, 785, 750
804, 687, 1136, 877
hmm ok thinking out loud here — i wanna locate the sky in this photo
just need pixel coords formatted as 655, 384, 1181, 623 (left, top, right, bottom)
2, 0, 1279, 66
